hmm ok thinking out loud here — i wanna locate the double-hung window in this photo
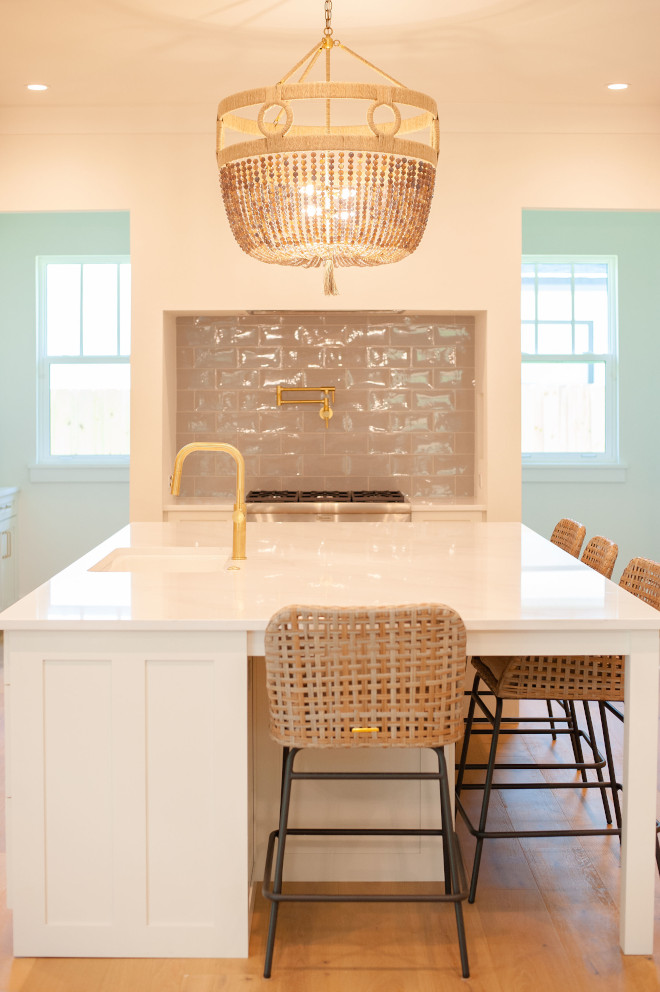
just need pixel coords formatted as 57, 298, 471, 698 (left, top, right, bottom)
37, 256, 131, 466
521, 257, 618, 465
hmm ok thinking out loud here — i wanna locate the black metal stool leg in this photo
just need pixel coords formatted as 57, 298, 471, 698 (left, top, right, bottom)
567, 700, 588, 783
468, 697, 503, 903
264, 746, 298, 979
582, 701, 612, 824
279, 745, 290, 810
597, 702, 622, 831
456, 673, 480, 798
436, 748, 469, 978
546, 700, 558, 741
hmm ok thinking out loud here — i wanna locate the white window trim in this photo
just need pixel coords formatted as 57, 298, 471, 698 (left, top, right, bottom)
521, 254, 620, 468
28, 464, 130, 483
522, 464, 627, 483
36, 254, 130, 469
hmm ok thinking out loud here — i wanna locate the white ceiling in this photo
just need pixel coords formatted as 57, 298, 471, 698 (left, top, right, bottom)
3, 0, 660, 112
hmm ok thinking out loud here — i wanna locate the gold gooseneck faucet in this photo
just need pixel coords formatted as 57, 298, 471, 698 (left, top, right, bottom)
170, 442, 247, 561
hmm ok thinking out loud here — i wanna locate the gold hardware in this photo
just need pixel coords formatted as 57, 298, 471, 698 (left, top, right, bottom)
276, 385, 336, 429
351, 726, 380, 734
170, 442, 247, 561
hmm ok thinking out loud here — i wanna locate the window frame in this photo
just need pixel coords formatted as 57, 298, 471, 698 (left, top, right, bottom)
36, 254, 131, 467
521, 254, 619, 467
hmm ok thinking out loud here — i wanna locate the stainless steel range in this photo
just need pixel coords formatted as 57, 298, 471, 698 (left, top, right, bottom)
245, 489, 411, 522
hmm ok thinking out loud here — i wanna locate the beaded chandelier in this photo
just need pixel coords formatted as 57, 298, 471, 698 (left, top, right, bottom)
216, 1, 439, 295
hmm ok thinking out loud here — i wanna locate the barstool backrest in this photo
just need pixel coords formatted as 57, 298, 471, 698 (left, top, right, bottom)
580, 535, 618, 579
619, 557, 660, 610
265, 604, 467, 750
551, 518, 586, 557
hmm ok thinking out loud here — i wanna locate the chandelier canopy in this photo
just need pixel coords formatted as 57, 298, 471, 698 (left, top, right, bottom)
216, 1, 439, 294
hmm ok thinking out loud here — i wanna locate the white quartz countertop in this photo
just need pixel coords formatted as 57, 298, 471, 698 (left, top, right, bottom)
1, 520, 658, 634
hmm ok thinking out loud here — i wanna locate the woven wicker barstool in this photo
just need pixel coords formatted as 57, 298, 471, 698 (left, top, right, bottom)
262, 603, 470, 978
547, 535, 619, 760
545, 516, 587, 753
550, 517, 587, 557
456, 555, 660, 902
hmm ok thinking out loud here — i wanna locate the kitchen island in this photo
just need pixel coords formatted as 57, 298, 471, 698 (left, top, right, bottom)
1, 520, 658, 958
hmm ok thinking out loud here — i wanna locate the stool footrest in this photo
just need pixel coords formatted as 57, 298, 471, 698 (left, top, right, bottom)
262, 829, 469, 906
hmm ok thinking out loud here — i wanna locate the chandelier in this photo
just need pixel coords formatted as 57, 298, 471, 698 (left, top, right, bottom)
216, 1, 439, 295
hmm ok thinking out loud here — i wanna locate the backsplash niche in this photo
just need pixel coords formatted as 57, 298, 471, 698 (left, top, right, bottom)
175, 312, 479, 500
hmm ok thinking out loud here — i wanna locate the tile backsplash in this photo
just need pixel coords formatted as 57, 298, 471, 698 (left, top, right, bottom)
175, 312, 476, 499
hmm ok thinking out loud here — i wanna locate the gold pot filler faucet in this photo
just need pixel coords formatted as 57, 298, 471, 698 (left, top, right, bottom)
276, 385, 335, 427
170, 442, 247, 561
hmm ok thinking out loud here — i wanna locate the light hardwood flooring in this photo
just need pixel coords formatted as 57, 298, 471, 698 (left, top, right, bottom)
0, 643, 658, 991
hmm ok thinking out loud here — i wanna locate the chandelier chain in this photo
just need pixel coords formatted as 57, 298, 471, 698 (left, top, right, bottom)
324, 0, 333, 37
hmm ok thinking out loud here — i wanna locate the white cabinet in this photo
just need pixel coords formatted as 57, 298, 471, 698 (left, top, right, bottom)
0, 489, 18, 610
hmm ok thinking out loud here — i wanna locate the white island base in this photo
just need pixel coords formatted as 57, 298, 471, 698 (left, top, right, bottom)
5, 627, 448, 958
2, 521, 658, 959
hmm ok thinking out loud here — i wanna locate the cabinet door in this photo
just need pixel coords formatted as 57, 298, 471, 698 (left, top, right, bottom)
1, 517, 17, 610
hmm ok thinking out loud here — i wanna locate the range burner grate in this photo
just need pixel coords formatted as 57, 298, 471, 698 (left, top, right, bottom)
299, 490, 352, 502
246, 489, 406, 503
245, 490, 299, 502
351, 490, 406, 503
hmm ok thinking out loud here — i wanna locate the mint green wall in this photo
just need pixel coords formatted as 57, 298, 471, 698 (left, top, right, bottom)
521, 210, 660, 578
0, 211, 130, 596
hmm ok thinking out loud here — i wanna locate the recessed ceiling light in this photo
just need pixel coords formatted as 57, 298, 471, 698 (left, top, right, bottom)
26, 83, 48, 91
607, 82, 629, 90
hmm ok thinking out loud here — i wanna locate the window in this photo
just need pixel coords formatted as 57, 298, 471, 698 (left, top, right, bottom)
37, 256, 130, 464
521, 257, 618, 465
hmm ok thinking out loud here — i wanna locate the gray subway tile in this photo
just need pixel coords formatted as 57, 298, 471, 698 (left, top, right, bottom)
220, 370, 259, 388
345, 369, 389, 388
177, 390, 195, 412
238, 349, 282, 368
368, 433, 412, 455
260, 454, 305, 477
412, 347, 457, 368
413, 392, 455, 410
390, 413, 432, 433
367, 347, 410, 368
391, 370, 432, 389
178, 368, 216, 390
281, 347, 325, 368
176, 412, 216, 434
194, 348, 237, 369
413, 434, 455, 456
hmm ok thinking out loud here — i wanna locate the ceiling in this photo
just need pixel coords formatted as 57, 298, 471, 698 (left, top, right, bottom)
3, 0, 660, 113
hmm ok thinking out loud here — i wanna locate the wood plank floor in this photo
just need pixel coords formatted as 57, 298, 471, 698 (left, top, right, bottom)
0, 646, 658, 991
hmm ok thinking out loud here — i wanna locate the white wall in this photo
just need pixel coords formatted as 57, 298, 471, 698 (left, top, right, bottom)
0, 211, 130, 596
521, 209, 660, 577
1, 111, 659, 538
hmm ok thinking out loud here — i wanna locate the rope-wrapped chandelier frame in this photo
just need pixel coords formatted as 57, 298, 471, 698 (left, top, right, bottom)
216, 2, 439, 294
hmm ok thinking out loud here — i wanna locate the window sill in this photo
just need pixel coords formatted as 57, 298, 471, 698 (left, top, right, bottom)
523, 464, 627, 483
29, 464, 129, 483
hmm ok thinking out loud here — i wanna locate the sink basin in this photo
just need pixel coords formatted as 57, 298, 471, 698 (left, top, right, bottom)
89, 546, 233, 573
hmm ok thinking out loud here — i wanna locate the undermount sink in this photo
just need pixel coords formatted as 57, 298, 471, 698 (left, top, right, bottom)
89, 546, 233, 573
